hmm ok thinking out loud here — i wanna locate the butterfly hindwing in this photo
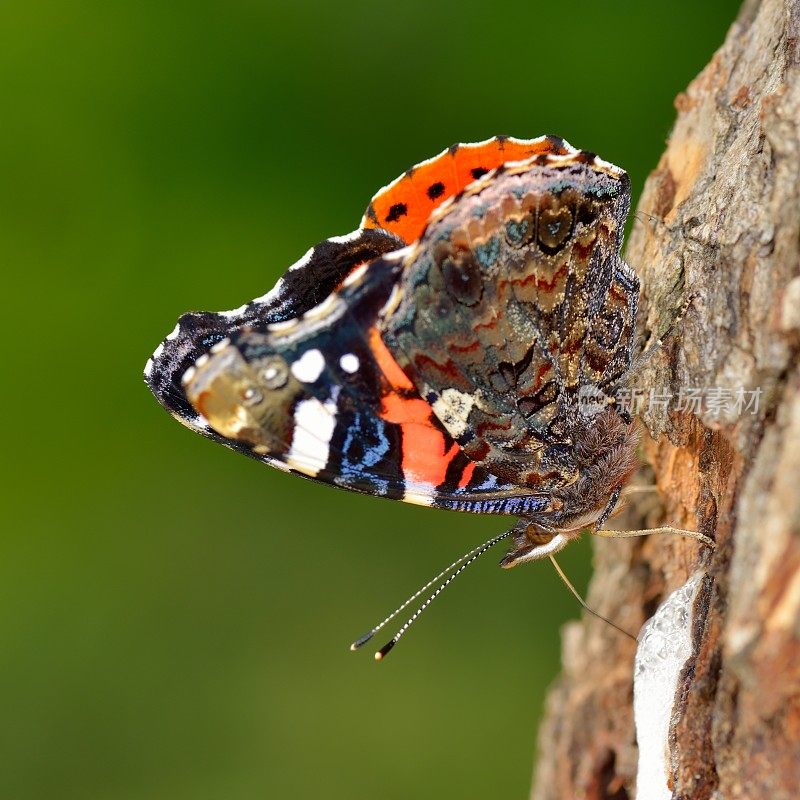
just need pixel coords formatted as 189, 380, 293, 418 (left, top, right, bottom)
381, 149, 637, 491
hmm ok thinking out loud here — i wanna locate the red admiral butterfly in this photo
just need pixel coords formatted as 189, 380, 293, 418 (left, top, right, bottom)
144, 136, 710, 658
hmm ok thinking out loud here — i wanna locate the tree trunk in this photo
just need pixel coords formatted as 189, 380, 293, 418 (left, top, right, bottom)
531, 1, 800, 798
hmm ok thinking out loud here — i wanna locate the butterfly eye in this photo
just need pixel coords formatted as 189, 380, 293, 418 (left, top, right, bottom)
259, 356, 289, 389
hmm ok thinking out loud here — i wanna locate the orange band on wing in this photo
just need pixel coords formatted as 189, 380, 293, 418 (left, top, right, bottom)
458, 460, 477, 489
380, 392, 432, 426
364, 136, 572, 244
366, 328, 478, 488
400, 428, 460, 487
367, 326, 415, 391
366, 328, 468, 487
378, 391, 457, 486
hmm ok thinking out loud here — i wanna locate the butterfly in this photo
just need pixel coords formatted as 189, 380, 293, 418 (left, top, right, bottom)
144, 135, 710, 658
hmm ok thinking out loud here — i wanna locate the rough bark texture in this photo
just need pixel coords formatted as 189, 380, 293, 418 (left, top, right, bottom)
531, 1, 800, 798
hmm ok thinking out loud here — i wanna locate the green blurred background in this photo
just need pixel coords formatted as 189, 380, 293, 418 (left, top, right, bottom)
1, 2, 738, 798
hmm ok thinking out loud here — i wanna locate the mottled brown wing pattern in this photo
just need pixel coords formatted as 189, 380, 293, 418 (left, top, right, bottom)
381, 150, 637, 492
583, 262, 639, 391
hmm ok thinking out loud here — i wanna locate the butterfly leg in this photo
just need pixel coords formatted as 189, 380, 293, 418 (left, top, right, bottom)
594, 487, 622, 530
621, 484, 659, 496
592, 478, 714, 548
592, 526, 715, 549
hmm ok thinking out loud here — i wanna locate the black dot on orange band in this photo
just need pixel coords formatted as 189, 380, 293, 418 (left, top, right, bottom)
427, 182, 445, 200
471, 167, 488, 180
385, 202, 408, 223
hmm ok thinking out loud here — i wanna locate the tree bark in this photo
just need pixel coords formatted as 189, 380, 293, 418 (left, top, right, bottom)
531, 1, 800, 798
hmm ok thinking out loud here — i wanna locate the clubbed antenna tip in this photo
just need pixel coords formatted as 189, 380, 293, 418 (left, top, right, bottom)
349, 632, 374, 651
375, 640, 395, 661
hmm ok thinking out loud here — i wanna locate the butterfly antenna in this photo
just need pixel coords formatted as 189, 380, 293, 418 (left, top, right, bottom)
350, 529, 513, 659
371, 530, 513, 661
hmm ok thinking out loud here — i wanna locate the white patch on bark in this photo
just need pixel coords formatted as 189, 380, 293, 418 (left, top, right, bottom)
634, 570, 704, 800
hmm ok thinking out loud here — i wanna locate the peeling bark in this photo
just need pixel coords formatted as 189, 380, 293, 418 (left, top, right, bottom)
531, 1, 800, 798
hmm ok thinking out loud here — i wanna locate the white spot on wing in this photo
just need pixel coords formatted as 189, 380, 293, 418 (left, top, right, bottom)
432, 388, 475, 438
290, 349, 325, 383
175, 411, 210, 433
286, 247, 314, 274
268, 318, 298, 333
379, 282, 403, 317
382, 244, 412, 262
152, 342, 165, 360
339, 353, 359, 374
166, 323, 181, 341
268, 298, 345, 346
476, 474, 498, 490
288, 397, 337, 477
144, 358, 154, 378
302, 292, 338, 321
